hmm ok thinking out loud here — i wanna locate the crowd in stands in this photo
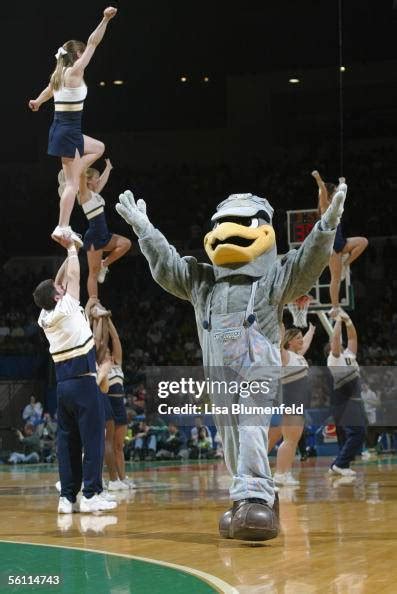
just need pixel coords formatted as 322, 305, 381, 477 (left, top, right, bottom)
123, 416, 223, 462
4, 391, 224, 465
6, 396, 57, 464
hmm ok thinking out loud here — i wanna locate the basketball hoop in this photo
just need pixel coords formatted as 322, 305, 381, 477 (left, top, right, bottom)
287, 295, 312, 328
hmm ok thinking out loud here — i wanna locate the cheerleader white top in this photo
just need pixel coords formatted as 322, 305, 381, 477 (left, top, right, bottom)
54, 80, 87, 112
327, 348, 360, 389
82, 192, 105, 220
281, 350, 309, 385
108, 365, 125, 396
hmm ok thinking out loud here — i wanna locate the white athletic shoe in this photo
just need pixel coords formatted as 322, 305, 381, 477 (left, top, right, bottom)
329, 464, 356, 477
58, 496, 79, 514
97, 262, 109, 284
274, 472, 300, 486
79, 494, 117, 512
283, 472, 300, 486
108, 479, 129, 491
98, 490, 117, 502
52, 225, 83, 249
121, 476, 137, 489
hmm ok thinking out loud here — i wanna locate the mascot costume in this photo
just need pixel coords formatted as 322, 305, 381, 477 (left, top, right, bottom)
116, 184, 347, 541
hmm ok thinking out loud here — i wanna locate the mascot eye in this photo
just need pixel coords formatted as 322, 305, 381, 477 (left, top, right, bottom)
249, 218, 259, 228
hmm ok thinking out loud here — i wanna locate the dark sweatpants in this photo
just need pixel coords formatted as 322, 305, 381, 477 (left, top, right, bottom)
331, 377, 366, 468
57, 376, 105, 502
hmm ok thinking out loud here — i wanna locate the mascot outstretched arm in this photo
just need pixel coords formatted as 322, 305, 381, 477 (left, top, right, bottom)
116, 186, 347, 541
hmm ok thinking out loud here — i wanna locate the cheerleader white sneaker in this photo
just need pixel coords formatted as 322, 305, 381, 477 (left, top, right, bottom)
98, 490, 117, 502
274, 472, 300, 486
97, 261, 109, 284
52, 225, 83, 248
283, 472, 300, 486
108, 479, 129, 491
79, 494, 117, 512
121, 476, 137, 489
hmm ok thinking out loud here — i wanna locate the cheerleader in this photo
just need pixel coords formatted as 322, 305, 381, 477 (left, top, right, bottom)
90, 310, 122, 490
269, 324, 315, 486
77, 161, 131, 298
327, 312, 366, 476
90, 305, 133, 490
28, 7, 117, 246
107, 318, 135, 489
312, 170, 368, 317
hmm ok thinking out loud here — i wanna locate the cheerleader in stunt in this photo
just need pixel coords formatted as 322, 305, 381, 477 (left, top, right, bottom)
28, 7, 117, 246
77, 160, 131, 298
312, 170, 367, 317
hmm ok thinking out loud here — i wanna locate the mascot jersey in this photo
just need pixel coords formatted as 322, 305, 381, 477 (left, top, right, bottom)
137, 193, 336, 506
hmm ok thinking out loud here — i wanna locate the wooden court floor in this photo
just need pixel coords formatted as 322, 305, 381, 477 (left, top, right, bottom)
0, 455, 397, 593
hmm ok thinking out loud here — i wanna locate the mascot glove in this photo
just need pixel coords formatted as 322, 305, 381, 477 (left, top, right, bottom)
115, 190, 150, 237
320, 182, 347, 231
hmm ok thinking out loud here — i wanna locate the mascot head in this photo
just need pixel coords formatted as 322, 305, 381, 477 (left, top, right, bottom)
204, 193, 277, 279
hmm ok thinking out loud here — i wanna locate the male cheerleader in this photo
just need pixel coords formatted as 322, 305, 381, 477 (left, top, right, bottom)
33, 237, 117, 513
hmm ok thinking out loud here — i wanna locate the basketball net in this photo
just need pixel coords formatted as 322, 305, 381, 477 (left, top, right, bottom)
287, 295, 312, 328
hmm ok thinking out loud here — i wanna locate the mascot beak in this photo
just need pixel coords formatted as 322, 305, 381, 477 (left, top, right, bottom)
204, 221, 275, 266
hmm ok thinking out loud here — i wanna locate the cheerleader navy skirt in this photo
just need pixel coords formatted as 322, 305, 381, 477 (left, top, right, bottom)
333, 223, 347, 253
282, 376, 310, 411
83, 212, 113, 251
103, 393, 114, 422
48, 112, 84, 158
109, 395, 128, 426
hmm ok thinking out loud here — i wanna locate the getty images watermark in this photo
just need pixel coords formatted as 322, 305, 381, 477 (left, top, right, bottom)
156, 377, 304, 416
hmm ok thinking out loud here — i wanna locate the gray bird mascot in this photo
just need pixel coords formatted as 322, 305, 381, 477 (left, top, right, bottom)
116, 184, 347, 540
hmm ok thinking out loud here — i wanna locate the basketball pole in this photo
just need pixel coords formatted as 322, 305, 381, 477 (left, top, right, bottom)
316, 311, 334, 338
338, 0, 344, 177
